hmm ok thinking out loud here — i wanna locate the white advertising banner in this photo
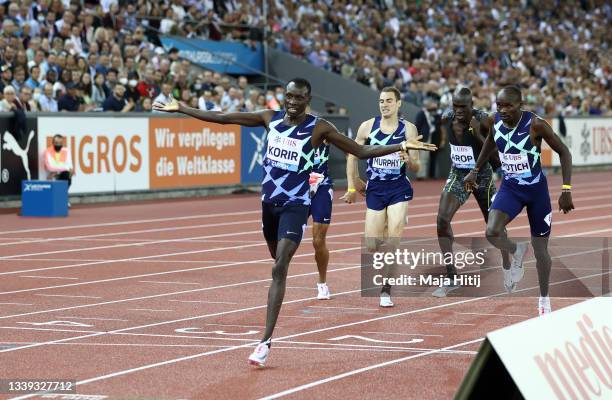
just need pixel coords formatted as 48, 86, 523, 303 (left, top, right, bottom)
37, 117, 149, 194
487, 297, 612, 400
550, 117, 612, 166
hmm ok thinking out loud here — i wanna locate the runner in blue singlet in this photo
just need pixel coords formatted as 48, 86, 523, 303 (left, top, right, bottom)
464, 85, 574, 316
342, 87, 421, 308
153, 79, 437, 367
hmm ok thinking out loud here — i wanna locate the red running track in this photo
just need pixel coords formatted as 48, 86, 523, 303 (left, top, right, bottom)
0, 171, 610, 400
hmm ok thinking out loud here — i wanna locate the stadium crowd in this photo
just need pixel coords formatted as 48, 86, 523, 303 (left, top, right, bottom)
269, 0, 611, 116
0, 0, 609, 117
0, 0, 280, 114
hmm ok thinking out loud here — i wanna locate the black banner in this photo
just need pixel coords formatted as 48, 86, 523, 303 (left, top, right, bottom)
0, 115, 38, 196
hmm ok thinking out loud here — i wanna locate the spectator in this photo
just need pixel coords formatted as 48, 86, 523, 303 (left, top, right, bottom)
153, 83, 173, 112
102, 84, 134, 112
25, 66, 41, 90
91, 73, 109, 108
43, 134, 74, 189
19, 86, 37, 111
414, 97, 442, 179
0, 85, 28, 141
135, 97, 153, 112
38, 83, 59, 112
58, 82, 82, 112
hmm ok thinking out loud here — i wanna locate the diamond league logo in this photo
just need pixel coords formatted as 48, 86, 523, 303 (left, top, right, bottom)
249, 130, 266, 173
1, 130, 35, 184
580, 123, 590, 162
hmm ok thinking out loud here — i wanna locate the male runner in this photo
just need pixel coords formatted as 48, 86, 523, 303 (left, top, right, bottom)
342, 87, 420, 308
309, 141, 333, 299
464, 85, 574, 315
153, 78, 436, 366
433, 87, 510, 297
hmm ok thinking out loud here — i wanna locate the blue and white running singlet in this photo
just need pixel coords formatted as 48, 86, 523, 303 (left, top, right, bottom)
261, 111, 317, 206
366, 116, 407, 181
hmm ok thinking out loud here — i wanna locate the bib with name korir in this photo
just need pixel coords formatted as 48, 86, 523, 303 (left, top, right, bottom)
262, 111, 317, 205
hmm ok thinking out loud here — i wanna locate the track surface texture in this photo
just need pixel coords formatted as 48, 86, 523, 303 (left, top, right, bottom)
1, 172, 610, 400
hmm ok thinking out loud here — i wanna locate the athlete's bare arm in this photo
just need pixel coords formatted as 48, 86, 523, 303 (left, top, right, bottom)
312, 118, 435, 158
152, 98, 275, 127
532, 117, 574, 213
474, 113, 501, 169
342, 119, 373, 203
464, 115, 497, 191
403, 121, 420, 173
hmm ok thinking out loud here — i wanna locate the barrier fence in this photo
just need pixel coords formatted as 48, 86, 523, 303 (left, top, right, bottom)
0, 113, 350, 196
0, 114, 610, 197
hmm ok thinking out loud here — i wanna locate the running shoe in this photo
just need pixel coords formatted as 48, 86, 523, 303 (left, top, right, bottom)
317, 283, 330, 300
432, 283, 460, 298
510, 242, 528, 288
503, 268, 516, 293
379, 293, 394, 307
538, 296, 551, 316
248, 339, 271, 367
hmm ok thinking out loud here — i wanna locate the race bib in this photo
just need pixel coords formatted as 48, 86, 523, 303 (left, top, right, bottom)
265, 132, 301, 171
450, 145, 476, 169
372, 152, 401, 171
499, 151, 531, 176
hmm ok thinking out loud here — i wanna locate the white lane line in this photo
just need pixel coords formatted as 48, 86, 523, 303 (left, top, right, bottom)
138, 281, 201, 285
1, 326, 101, 334
362, 332, 444, 337
257, 338, 485, 400
276, 340, 478, 354
307, 306, 379, 311
1, 207, 609, 295
2, 192, 609, 259
5, 271, 608, 400
455, 312, 528, 317
0, 341, 476, 354
56, 317, 129, 322
169, 300, 238, 305
35, 294, 102, 299
20, 276, 79, 280
0, 266, 361, 320
0, 302, 32, 306
0, 180, 603, 236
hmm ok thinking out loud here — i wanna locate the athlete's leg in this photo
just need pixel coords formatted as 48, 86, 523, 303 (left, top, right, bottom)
531, 236, 551, 297
310, 185, 333, 286
474, 184, 511, 269
261, 237, 299, 342
526, 186, 553, 298
365, 208, 387, 252
485, 209, 516, 254
266, 241, 277, 260
259, 204, 309, 342
437, 192, 462, 276
312, 222, 330, 283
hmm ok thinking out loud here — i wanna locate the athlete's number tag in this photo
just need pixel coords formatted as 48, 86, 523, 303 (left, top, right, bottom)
499, 151, 532, 177
372, 152, 401, 172
450, 145, 475, 169
266, 132, 301, 172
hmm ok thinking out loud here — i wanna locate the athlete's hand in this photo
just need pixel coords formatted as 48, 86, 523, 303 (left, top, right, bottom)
463, 170, 478, 193
559, 191, 574, 214
152, 97, 180, 112
401, 136, 437, 152
355, 178, 366, 196
340, 190, 357, 204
